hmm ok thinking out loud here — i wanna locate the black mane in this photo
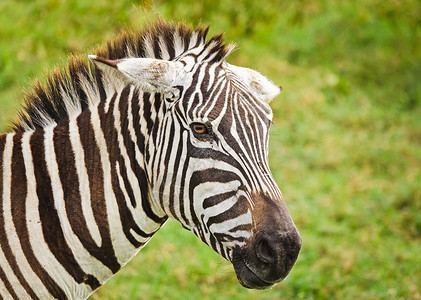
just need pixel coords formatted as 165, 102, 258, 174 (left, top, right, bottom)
13, 20, 231, 132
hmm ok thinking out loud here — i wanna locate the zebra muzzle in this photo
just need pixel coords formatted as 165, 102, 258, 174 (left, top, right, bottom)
231, 227, 302, 289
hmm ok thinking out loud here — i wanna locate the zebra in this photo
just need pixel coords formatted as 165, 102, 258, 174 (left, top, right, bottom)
0, 20, 301, 299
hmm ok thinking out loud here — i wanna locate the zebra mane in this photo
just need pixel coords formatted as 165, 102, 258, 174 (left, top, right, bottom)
13, 20, 234, 132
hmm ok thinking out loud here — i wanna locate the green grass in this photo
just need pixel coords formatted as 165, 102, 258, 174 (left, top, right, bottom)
1, 1, 420, 299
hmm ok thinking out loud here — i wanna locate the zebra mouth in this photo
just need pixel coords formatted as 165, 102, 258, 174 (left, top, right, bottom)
231, 250, 274, 290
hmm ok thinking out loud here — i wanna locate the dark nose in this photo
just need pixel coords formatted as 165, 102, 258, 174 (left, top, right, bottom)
254, 228, 302, 282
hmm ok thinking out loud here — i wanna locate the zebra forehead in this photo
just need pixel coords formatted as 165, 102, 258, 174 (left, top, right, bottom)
208, 79, 274, 120
12, 20, 234, 132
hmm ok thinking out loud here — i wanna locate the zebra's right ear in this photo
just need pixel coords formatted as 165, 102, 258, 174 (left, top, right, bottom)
226, 63, 281, 103
88, 55, 187, 95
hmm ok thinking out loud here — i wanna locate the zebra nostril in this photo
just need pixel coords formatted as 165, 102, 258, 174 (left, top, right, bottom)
256, 239, 275, 264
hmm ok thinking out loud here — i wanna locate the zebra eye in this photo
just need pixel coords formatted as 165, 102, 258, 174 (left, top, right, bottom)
191, 123, 209, 135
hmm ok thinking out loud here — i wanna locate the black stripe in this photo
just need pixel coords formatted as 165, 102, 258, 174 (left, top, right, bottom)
177, 145, 191, 226
208, 232, 218, 255
153, 35, 162, 59
142, 92, 153, 167
167, 122, 185, 220
150, 96, 163, 167
201, 79, 227, 117
206, 195, 249, 227
166, 32, 176, 59
184, 73, 201, 116
138, 167, 168, 225
0, 266, 17, 300
138, 92, 169, 223
182, 30, 191, 53
31, 129, 93, 297
95, 69, 107, 104
157, 120, 174, 208
0, 134, 38, 299
117, 87, 137, 208
202, 191, 237, 209
119, 87, 166, 230
77, 110, 121, 273
233, 101, 266, 190
188, 168, 242, 230
99, 89, 152, 247
10, 133, 40, 299
51, 123, 102, 289
233, 99, 258, 162
230, 223, 253, 233
131, 90, 167, 224
0, 134, 20, 299
132, 89, 145, 151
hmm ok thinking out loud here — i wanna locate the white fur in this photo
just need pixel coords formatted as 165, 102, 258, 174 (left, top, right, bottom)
44, 125, 113, 285
226, 63, 281, 103
68, 117, 102, 247
89, 56, 188, 97
89, 105, 137, 265
1, 133, 34, 298
116, 58, 187, 93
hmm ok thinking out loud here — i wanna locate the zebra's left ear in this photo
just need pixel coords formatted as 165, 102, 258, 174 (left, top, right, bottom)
226, 63, 281, 103
89, 55, 186, 95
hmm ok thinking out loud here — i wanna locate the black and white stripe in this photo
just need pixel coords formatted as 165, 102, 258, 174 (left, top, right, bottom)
0, 21, 299, 299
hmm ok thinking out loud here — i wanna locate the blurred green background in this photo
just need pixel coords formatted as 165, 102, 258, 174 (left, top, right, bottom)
1, 0, 420, 299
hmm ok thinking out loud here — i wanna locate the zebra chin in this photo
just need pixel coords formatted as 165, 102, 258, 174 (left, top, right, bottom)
232, 260, 275, 290
230, 227, 302, 290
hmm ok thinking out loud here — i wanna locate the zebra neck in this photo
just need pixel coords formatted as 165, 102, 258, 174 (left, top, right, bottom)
0, 84, 168, 299
66, 83, 169, 259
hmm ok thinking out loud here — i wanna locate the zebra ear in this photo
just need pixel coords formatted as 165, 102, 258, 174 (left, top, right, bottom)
227, 63, 281, 103
88, 55, 186, 94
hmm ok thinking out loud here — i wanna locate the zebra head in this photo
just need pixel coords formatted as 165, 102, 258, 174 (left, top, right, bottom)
89, 34, 301, 289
